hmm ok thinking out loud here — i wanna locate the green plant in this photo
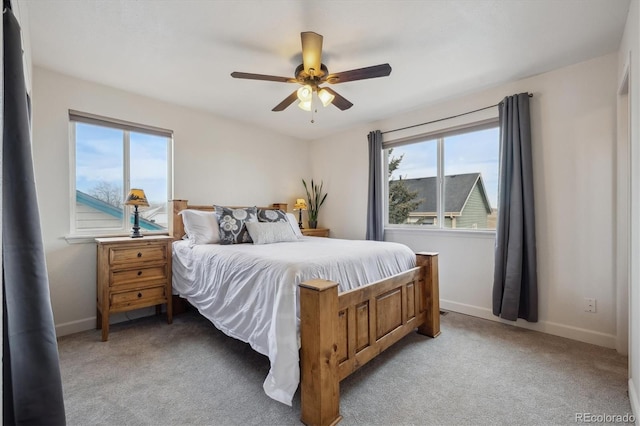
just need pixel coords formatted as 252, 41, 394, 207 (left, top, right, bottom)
302, 178, 328, 223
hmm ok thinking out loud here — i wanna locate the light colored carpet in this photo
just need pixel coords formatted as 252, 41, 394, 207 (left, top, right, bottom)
57, 311, 632, 425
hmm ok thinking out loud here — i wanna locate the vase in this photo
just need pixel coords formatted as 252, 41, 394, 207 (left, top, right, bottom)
308, 220, 318, 229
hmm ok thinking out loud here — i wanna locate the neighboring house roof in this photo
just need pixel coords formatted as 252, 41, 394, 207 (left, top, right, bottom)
76, 190, 164, 230
396, 173, 492, 215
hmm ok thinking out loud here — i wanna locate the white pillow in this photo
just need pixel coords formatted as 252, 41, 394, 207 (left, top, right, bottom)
245, 221, 298, 245
179, 209, 220, 245
286, 212, 303, 238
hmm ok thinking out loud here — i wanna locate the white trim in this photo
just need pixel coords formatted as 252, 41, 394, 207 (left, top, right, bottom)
437, 137, 444, 227
629, 378, 640, 422
68, 109, 173, 138
619, 52, 631, 96
441, 299, 617, 348
55, 307, 159, 337
64, 231, 169, 244
68, 121, 77, 235
384, 120, 500, 231
383, 117, 499, 149
385, 226, 496, 239
69, 120, 172, 235
55, 317, 96, 337
123, 129, 131, 229
616, 51, 631, 356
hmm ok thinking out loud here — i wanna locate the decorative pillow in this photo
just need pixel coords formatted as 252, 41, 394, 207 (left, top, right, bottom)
214, 205, 258, 244
286, 212, 303, 238
257, 208, 288, 223
245, 221, 298, 245
179, 209, 220, 245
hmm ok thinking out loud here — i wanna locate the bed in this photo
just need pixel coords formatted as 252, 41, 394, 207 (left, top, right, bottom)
170, 200, 440, 425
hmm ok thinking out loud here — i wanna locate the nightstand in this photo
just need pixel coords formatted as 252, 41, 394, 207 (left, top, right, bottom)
95, 235, 173, 341
301, 228, 330, 237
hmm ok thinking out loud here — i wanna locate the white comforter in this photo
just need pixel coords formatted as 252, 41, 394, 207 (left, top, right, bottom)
172, 236, 415, 405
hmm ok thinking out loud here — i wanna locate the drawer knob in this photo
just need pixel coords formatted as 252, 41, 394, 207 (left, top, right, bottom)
137, 252, 142, 258
137, 292, 142, 298
137, 271, 142, 276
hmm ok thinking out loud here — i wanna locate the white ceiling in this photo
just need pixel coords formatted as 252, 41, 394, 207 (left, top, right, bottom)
24, 0, 630, 141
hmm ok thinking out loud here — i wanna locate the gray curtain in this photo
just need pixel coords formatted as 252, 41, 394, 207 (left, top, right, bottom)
3, 1, 67, 423
366, 130, 384, 241
492, 93, 538, 322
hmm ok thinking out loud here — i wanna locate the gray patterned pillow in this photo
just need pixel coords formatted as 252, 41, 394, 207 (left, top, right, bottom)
214, 205, 258, 244
257, 208, 288, 223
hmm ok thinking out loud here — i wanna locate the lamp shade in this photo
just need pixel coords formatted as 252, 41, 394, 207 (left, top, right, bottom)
294, 198, 307, 210
298, 101, 312, 111
124, 188, 149, 207
318, 88, 335, 107
297, 85, 313, 102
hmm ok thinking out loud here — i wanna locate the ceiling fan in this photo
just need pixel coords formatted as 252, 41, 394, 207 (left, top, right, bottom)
231, 32, 392, 113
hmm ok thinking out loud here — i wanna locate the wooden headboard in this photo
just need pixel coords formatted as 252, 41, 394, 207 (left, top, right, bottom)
169, 199, 288, 240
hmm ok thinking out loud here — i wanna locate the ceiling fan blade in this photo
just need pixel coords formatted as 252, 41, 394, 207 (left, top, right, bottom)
231, 71, 296, 83
301, 32, 323, 77
272, 90, 299, 112
324, 63, 392, 84
321, 87, 353, 110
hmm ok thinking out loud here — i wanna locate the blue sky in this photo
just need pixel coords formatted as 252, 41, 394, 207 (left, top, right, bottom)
76, 123, 168, 205
389, 127, 499, 207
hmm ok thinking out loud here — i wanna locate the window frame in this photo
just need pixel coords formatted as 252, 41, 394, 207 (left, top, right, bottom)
383, 117, 499, 232
68, 110, 173, 238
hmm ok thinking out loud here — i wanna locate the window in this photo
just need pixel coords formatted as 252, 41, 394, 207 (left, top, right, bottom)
70, 111, 173, 235
385, 121, 499, 230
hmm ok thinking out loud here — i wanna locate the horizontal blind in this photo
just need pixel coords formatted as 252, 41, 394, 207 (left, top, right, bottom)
69, 110, 173, 138
383, 118, 498, 149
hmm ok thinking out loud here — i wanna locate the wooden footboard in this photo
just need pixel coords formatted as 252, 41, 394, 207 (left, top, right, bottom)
299, 252, 440, 426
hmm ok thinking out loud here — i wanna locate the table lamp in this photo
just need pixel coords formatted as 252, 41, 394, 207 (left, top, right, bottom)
294, 198, 307, 229
124, 188, 149, 238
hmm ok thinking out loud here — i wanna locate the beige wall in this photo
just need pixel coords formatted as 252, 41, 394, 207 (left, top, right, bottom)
310, 52, 621, 349
25, 11, 638, 419
31, 67, 310, 335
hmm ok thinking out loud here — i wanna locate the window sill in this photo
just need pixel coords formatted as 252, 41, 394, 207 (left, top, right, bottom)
384, 226, 496, 239
65, 231, 169, 244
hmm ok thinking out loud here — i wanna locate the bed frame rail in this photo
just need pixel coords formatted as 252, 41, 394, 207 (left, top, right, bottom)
299, 252, 440, 426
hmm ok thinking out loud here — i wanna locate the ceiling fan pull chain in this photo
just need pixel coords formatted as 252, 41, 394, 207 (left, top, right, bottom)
310, 95, 315, 123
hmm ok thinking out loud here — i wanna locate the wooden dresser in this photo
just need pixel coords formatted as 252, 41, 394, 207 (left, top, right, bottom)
96, 235, 173, 341
301, 227, 330, 237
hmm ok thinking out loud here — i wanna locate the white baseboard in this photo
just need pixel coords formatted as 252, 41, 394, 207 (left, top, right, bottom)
629, 379, 640, 422
55, 307, 157, 338
440, 299, 617, 349
55, 317, 96, 337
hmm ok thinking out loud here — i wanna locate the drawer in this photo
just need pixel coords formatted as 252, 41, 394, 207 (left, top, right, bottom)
111, 265, 167, 287
111, 286, 166, 308
108, 244, 166, 266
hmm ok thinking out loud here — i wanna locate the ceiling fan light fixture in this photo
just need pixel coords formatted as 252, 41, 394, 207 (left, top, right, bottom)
318, 88, 335, 107
297, 85, 313, 102
298, 100, 312, 111
231, 32, 391, 114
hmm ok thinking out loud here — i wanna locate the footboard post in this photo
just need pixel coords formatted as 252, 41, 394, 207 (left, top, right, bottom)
416, 252, 441, 338
299, 279, 342, 426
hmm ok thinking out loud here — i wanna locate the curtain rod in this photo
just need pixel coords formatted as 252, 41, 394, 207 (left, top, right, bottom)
381, 93, 533, 135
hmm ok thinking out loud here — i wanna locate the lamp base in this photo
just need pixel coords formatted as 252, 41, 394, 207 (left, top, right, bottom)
130, 207, 143, 238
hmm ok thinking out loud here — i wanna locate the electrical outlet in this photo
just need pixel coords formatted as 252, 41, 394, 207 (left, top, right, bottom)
584, 297, 597, 313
